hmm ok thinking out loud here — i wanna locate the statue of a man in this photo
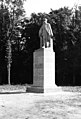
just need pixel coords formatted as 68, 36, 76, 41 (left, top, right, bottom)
39, 18, 53, 48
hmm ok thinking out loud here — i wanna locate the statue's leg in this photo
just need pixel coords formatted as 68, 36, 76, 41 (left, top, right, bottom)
47, 36, 50, 48
42, 38, 45, 48
45, 38, 47, 48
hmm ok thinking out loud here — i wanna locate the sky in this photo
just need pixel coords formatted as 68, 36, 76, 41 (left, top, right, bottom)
24, 0, 81, 17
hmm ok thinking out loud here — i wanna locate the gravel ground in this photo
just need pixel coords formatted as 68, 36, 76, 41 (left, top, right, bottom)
0, 86, 81, 119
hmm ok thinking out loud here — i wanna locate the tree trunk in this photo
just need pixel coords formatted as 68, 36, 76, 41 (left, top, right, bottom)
7, 63, 11, 85
7, 39, 12, 85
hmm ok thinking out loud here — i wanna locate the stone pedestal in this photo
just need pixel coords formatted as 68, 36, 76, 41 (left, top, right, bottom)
26, 48, 58, 93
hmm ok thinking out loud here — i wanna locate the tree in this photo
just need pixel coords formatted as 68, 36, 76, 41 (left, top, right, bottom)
0, 0, 26, 84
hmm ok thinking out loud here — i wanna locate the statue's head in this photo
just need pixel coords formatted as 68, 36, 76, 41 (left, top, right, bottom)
43, 18, 48, 24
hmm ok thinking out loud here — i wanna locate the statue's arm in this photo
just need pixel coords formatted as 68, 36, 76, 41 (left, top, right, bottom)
39, 26, 43, 38
49, 24, 53, 36
39, 26, 43, 48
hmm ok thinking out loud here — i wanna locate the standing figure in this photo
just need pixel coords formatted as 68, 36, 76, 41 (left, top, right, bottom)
39, 18, 53, 48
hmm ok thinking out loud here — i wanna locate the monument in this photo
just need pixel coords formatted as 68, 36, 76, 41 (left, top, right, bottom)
26, 18, 57, 93
39, 18, 53, 49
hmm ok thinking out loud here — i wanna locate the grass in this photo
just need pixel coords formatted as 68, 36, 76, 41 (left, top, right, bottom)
0, 84, 27, 92
0, 84, 81, 93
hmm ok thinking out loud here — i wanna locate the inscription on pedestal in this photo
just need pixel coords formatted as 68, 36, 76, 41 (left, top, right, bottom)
33, 52, 44, 87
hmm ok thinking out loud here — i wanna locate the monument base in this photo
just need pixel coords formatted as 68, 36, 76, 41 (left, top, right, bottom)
26, 85, 61, 93
26, 48, 60, 93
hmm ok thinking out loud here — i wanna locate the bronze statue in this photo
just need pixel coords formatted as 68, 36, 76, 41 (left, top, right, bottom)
39, 18, 53, 48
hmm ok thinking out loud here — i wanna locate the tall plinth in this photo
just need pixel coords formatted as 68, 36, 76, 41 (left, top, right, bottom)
26, 48, 57, 93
